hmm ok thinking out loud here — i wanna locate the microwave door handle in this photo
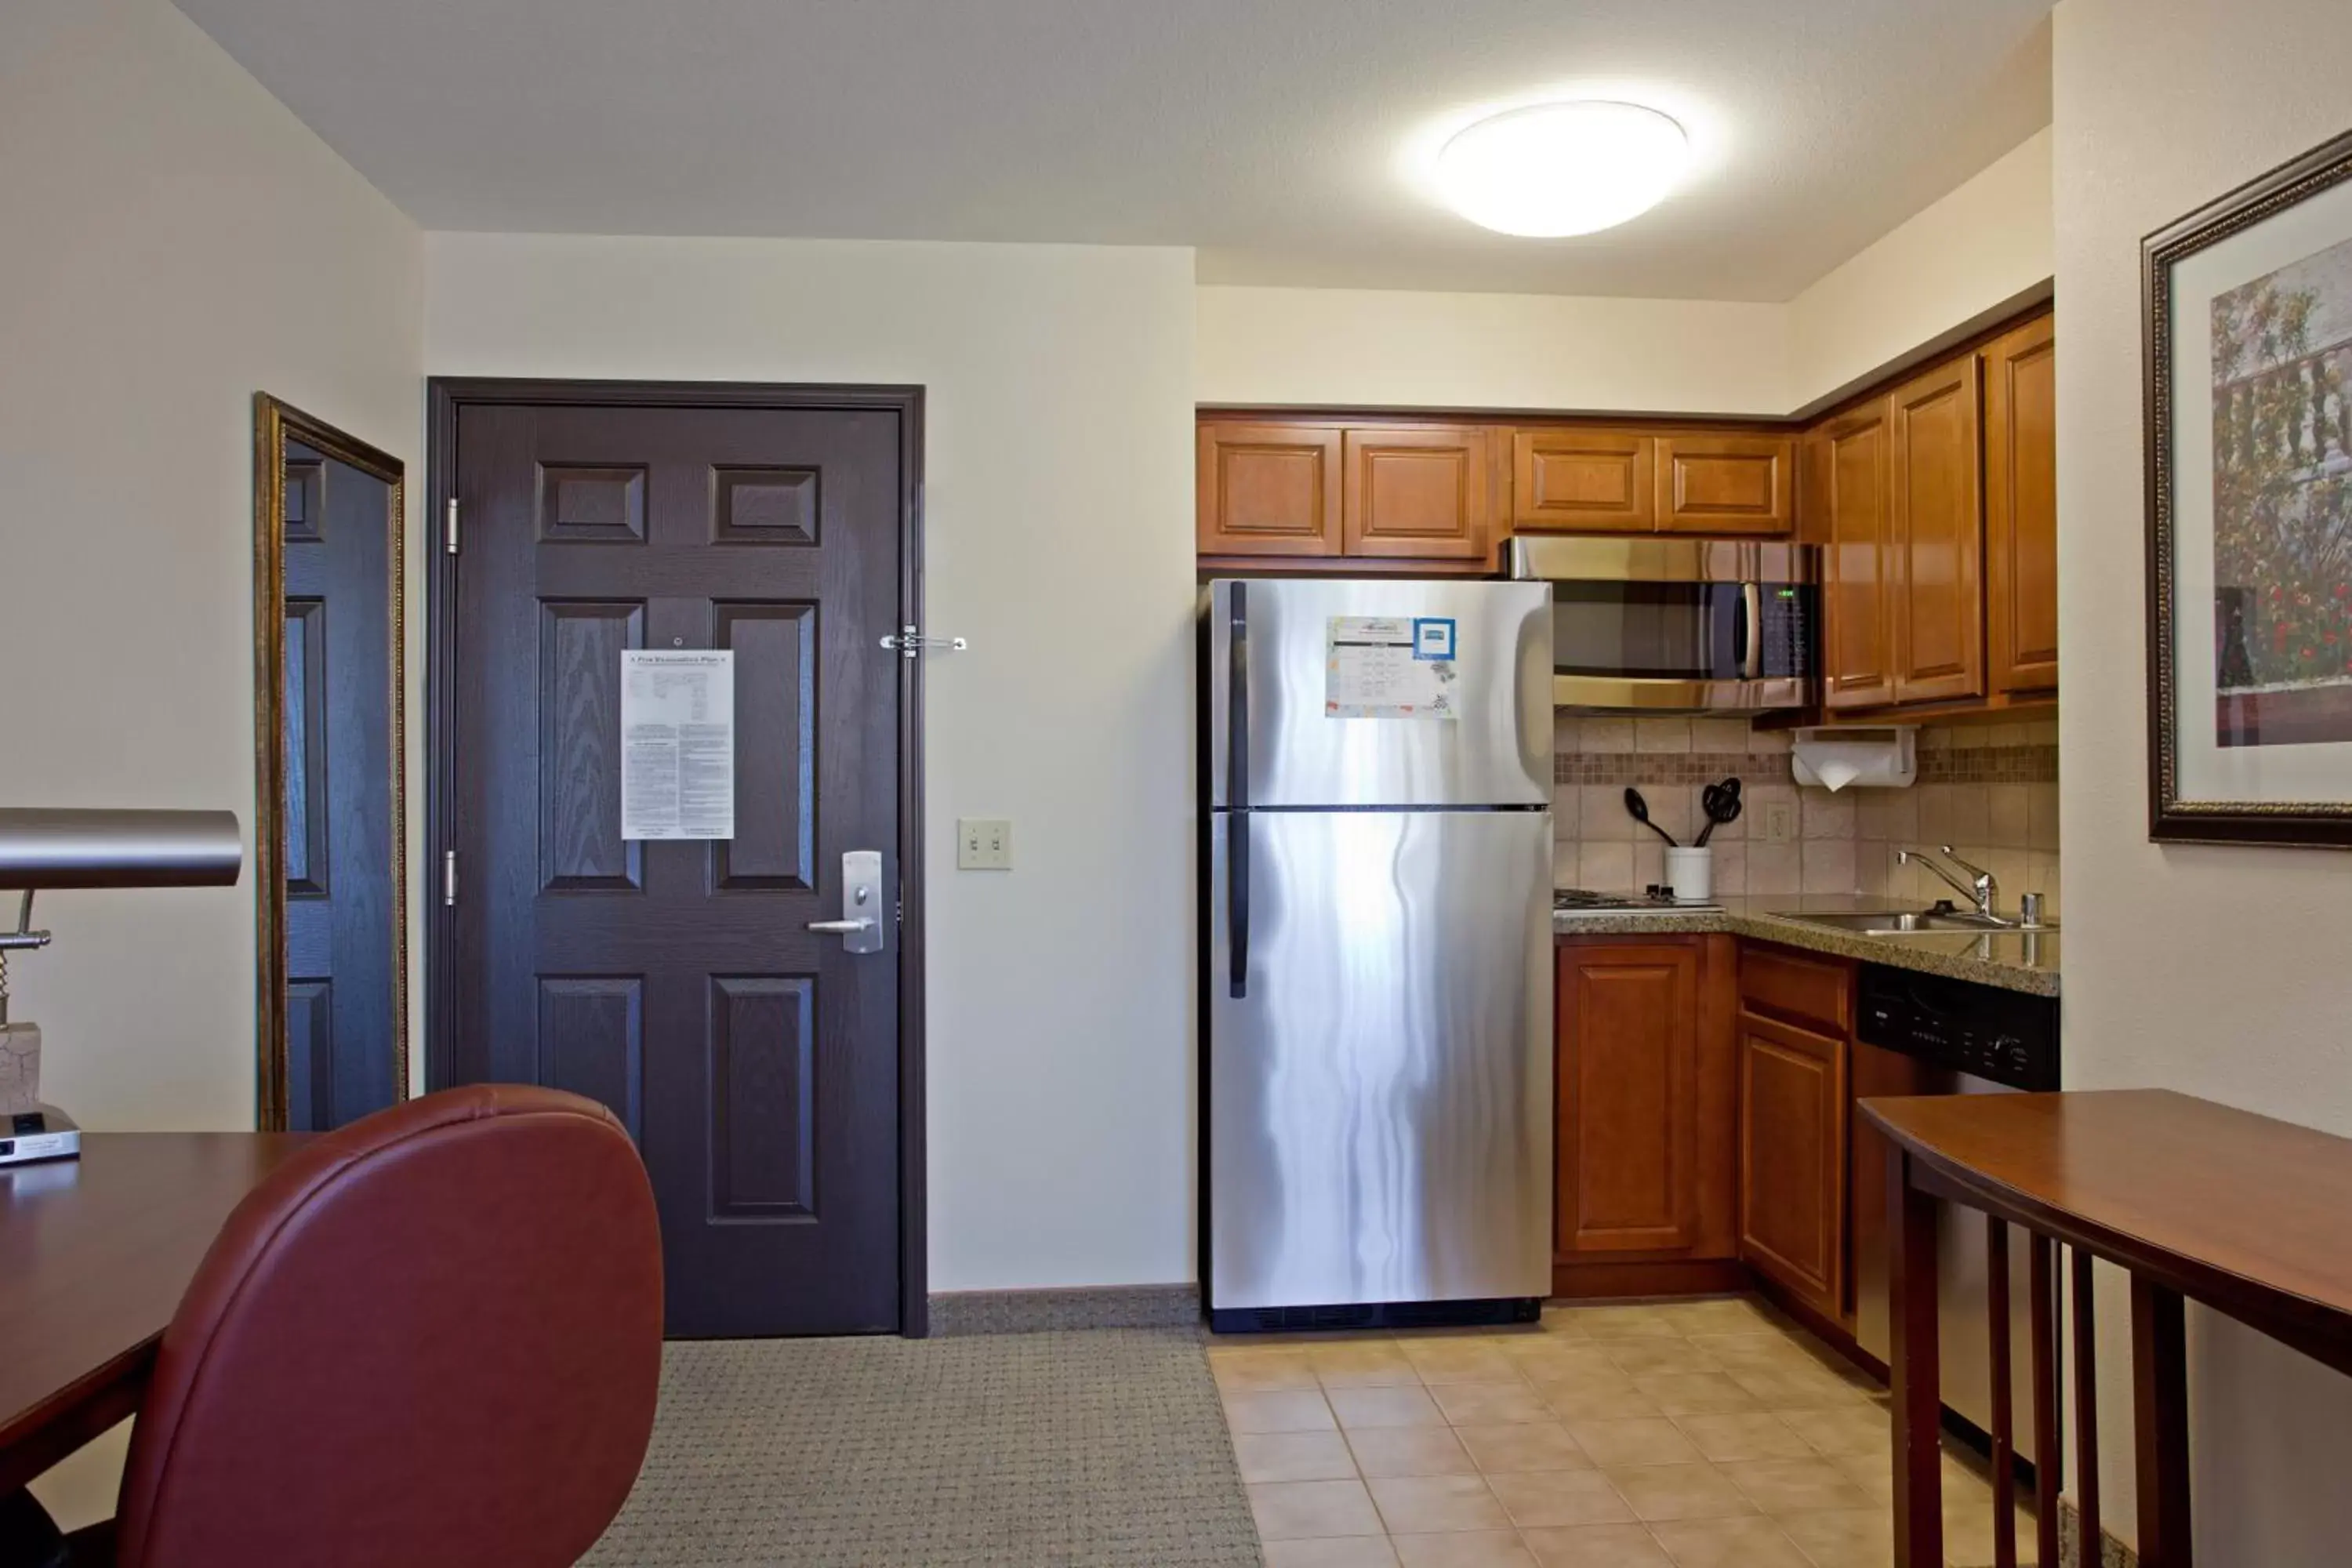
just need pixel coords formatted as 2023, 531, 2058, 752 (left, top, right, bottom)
1739, 582, 1762, 681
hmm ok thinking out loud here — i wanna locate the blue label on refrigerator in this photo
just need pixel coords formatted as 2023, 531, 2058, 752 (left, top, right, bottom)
1412, 617, 1457, 660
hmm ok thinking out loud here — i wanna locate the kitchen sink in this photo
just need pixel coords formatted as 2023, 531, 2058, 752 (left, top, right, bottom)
1769, 909, 2056, 936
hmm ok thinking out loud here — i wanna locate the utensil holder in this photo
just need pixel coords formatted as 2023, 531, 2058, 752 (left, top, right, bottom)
1664, 847, 1713, 904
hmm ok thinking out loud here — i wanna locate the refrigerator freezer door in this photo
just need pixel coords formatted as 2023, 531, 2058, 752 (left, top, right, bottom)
1206, 579, 1552, 808
1207, 808, 1553, 1311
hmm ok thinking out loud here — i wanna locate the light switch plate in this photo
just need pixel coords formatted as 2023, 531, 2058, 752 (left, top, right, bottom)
1761, 800, 1797, 845
957, 818, 1013, 870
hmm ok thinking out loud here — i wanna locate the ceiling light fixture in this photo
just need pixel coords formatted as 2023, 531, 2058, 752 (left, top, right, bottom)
1433, 100, 1691, 238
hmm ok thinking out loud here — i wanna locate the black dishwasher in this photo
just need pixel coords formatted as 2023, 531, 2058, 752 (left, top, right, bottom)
1857, 963, 2060, 1091
1853, 962, 2060, 1469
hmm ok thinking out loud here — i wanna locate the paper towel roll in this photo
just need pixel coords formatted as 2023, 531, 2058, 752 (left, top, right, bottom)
1791, 728, 1916, 792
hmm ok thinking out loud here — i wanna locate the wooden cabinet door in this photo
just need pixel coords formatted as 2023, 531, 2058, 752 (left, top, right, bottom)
1806, 401, 1899, 710
1512, 429, 1655, 534
1888, 356, 1986, 704
1656, 433, 1796, 535
1984, 315, 2059, 693
1737, 1011, 1846, 1317
1196, 423, 1341, 557
1556, 942, 1701, 1254
1342, 426, 1494, 561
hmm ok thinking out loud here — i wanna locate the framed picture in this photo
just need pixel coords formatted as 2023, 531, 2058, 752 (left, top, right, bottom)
2147, 125, 2352, 845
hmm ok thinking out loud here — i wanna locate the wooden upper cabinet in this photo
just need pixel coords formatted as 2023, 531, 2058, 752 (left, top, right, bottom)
1805, 400, 1900, 710
1513, 429, 1655, 534
1888, 355, 1986, 705
1342, 426, 1494, 561
1984, 316, 2059, 692
1196, 422, 1342, 557
1656, 433, 1797, 535
1737, 1010, 1846, 1318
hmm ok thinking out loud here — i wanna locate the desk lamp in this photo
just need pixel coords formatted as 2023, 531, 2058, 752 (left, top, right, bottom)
0, 808, 242, 1166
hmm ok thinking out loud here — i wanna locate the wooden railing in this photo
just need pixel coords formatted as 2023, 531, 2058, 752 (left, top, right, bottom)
1864, 1089, 2352, 1568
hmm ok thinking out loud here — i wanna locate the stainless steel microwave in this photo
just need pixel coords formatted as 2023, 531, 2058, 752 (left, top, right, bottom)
1504, 535, 1820, 712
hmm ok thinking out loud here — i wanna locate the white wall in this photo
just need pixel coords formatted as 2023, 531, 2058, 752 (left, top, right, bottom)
1788, 128, 2054, 411
1196, 285, 1791, 414
2054, 0, 2352, 1560
425, 234, 1199, 1294
1197, 131, 2054, 419
0, 0, 422, 1131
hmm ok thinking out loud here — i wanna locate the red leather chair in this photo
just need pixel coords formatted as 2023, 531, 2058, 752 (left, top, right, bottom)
7, 1084, 664, 1567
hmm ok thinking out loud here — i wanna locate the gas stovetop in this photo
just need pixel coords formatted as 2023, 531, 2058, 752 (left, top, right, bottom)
1552, 887, 1725, 916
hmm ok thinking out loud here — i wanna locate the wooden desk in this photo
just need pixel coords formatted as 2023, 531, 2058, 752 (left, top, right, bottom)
0, 1133, 310, 1494
1862, 1089, 2352, 1568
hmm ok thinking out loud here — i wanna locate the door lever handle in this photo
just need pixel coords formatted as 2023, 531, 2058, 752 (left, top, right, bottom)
811, 850, 887, 953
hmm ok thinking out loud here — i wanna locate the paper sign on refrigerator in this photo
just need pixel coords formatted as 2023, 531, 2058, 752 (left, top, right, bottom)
621, 650, 735, 839
1325, 615, 1461, 719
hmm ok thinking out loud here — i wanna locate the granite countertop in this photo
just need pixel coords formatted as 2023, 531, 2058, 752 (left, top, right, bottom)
1552, 894, 2061, 997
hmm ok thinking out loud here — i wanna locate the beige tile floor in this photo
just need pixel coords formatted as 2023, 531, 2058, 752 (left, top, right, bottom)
1211, 1296, 2037, 1568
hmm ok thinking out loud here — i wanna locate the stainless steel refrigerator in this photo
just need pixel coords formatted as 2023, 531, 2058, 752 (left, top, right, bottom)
1202, 577, 1555, 1332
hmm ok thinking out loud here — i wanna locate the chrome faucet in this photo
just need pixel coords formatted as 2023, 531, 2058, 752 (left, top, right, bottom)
1898, 844, 2004, 924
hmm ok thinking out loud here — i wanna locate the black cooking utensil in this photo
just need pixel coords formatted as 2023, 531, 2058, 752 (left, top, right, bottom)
1624, 786, 1679, 848
1694, 777, 1744, 848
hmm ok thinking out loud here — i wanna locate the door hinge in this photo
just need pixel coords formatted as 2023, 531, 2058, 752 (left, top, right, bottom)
445, 498, 460, 556
442, 849, 459, 907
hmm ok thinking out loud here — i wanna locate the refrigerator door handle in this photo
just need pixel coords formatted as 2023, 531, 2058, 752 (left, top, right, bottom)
1229, 814, 1250, 1000
1228, 583, 1248, 809
1227, 583, 1250, 998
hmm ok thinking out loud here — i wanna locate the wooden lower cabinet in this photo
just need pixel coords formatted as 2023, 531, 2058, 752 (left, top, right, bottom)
1736, 1010, 1848, 1321
1553, 936, 1737, 1292
1552, 935, 1863, 1319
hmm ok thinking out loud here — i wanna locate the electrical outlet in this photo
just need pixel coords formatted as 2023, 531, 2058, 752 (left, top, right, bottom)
957, 818, 1013, 870
1761, 800, 1797, 845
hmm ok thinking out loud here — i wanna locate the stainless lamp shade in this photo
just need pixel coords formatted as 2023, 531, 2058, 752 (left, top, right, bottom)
0, 809, 242, 889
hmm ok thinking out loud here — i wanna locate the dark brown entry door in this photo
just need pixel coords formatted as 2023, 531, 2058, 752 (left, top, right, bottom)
445, 395, 906, 1337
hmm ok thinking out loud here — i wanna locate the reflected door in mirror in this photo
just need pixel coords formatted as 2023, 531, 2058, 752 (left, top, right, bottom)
280, 438, 401, 1129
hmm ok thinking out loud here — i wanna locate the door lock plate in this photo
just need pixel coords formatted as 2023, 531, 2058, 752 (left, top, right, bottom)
806, 849, 885, 954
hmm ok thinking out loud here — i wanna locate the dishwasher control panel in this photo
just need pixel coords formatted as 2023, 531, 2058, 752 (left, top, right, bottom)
1856, 964, 2060, 1091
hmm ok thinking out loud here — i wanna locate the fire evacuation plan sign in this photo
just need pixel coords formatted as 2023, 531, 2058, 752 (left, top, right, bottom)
621, 650, 735, 840
1325, 615, 1460, 720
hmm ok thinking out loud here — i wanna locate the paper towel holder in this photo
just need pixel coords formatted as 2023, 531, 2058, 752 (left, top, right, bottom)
1791, 727, 1918, 791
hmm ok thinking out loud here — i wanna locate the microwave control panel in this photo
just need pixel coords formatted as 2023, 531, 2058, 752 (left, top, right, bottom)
1756, 585, 1816, 677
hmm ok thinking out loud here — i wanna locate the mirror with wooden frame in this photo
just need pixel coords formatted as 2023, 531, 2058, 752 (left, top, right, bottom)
252, 394, 407, 1131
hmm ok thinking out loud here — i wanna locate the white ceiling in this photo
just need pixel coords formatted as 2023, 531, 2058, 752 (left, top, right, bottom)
171, 0, 2053, 302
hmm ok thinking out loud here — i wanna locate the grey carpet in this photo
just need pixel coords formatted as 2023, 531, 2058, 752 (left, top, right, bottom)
581, 1328, 1265, 1567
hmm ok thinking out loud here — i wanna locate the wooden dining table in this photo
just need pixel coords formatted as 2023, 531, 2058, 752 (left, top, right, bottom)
0, 1133, 311, 1495
1864, 1089, 2352, 1568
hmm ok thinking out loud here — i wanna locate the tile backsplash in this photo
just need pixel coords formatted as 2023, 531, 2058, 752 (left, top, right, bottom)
1554, 715, 2060, 913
